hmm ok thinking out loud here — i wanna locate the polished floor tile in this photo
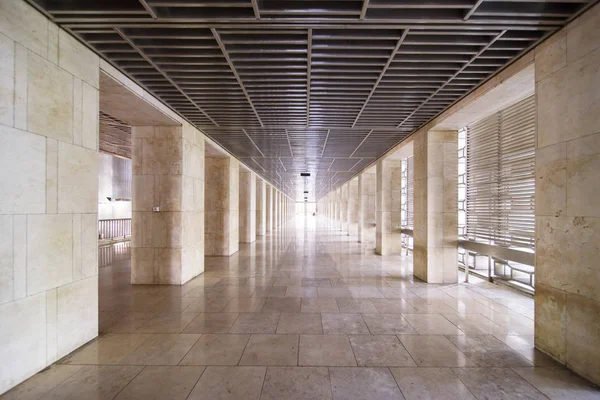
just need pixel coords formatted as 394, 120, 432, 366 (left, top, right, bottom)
222, 297, 266, 313
399, 335, 475, 367
301, 298, 340, 313
447, 335, 533, 367
277, 313, 323, 334
229, 312, 280, 334
362, 314, 417, 335
135, 313, 198, 333
402, 314, 466, 335
5, 218, 599, 399
180, 334, 250, 366
336, 298, 379, 313
40, 366, 143, 400
349, 334, 417, 367
239, 334, 299, 366
261, 367, 331, 400
187, 366, 266, 400
330, 367, 404, 400
181, 313, 239, 334
513, 367, 600, 400
0, 365, 82, 400
322, 313, 370, 334
391, 367, 476, 400
114, 366, 205, 400
61, 333, 150, 365
452, 367, 548, 400
299, 334, 357, 366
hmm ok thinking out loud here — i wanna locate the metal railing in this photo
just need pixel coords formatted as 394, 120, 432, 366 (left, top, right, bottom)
98, 218, 131, 241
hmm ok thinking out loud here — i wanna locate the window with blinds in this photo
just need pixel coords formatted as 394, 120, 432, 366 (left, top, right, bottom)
465, 95, 536, 250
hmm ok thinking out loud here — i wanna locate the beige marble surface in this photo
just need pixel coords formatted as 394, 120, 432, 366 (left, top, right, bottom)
413, 129, 458, 284
376, 159, 402, 256
534, 1, 600, 386
239, 169, 256, 244
204, 156, 239, 256
256, 178, 266, 236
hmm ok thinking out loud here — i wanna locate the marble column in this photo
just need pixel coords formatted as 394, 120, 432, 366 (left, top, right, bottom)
358, 171, 376, 244
256, 178, 266, 236
266, 184, 273, 233
132, 125, 205, 285
533, 3, 600, 385
239, 168, 256, 243
274, 190, 279, 228
335, 187, 342, 229
376, 158, 402, 255
412, 129, 458, 283
204, 156, 239, 256
347, 177, 359, 237
340, 183, 349, 233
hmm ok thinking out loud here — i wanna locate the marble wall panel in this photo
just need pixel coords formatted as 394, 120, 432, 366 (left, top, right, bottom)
239, 170, 256, 243
0, 126, 46, 214
534, 2, 600, 386
376, 159, 402, 255
256, 178, 266, 236
413, 130, 458, 283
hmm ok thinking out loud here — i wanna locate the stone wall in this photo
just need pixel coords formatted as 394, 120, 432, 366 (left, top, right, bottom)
413, 129, 458, 284
376, 159, 402, 255
204, 157, 239, 256
256, 177, 266, 236
0, 0, 100, 393
239, 169, 256, 243
358, 171, 376, 245
533, 2, 600, 385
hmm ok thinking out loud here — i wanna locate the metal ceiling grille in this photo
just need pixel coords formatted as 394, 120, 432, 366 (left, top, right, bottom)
28, 0, 594, 200
465, 95, 536, 249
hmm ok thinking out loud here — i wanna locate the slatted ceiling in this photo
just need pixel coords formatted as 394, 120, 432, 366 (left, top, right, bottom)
329, 158, 361, 172
35, 0, 592, 200
320, 129, 370, 158
350, 158, 375, 172
351, 130, 410, 158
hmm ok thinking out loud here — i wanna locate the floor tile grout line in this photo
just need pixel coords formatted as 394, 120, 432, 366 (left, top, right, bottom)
183, 364, 208, 400
109, 364, 147, 400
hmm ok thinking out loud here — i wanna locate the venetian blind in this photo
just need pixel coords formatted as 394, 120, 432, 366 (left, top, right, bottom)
466, 95, 536, 249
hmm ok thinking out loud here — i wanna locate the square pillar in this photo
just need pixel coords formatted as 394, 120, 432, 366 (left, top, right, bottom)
533, 4, 600, 385
274, 190, 279, 228
347, 177, 359, 236
204, 156, 239, 256
239, 169, 256, 243
376, 158, 402, 255
266, 184, 273, 232
256, 178, 266, 236
335, 187, 342, 228
413, 129, 458, 283
340, 183, 349, 233
132, 125, 205, 285
358, 171, 376, 244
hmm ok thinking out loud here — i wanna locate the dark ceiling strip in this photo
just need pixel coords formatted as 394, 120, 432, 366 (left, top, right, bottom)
113, 27, 219, 126
211, 28, 264, 127
397, 29, 506, 128
352, 30, 409, 127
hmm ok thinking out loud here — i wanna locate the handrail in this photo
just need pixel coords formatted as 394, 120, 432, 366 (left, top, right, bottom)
459, 239, 534, 266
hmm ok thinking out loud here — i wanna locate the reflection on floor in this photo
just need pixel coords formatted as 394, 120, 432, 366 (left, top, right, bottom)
3, 216, 599, 399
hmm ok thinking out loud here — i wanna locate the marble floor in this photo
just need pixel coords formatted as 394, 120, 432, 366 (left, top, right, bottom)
3, 216, 599, 400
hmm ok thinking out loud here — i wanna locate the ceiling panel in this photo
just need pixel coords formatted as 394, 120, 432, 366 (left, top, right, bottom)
28, 0, 595, 200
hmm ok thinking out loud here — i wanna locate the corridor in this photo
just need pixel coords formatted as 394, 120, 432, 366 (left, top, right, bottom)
2, 216, 598, 400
